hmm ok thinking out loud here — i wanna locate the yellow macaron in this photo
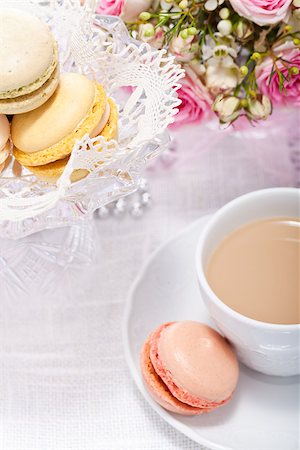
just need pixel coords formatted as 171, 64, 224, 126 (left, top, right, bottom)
12, 73, 118, 182
24, 98, 118, 183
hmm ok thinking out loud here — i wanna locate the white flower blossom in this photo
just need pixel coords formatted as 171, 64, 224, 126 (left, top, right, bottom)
213, 95, 241, 122
206, 64, 240, 94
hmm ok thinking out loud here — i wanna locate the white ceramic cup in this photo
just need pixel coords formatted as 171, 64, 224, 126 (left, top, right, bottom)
196, 188, 300, 376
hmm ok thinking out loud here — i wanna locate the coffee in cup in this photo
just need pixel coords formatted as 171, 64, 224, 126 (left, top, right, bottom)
206, 217, 300, 325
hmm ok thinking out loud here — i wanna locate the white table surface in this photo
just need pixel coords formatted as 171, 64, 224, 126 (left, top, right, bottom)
0, 117, 299, 450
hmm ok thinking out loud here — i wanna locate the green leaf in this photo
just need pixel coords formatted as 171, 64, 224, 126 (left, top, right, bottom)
268, 63, 276, 85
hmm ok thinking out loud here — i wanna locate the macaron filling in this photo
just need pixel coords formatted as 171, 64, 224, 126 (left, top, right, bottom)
90, 102, 111, 138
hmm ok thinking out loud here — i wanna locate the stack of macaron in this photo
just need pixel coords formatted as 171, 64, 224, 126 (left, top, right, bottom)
0, 8, 118, 183
141, 321, 239, 415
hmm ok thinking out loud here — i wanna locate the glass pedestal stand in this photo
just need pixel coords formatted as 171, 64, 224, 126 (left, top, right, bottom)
0, 219, 97, 300
0, 178, 153, 299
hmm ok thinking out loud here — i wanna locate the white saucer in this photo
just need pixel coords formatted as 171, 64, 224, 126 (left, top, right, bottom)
124, 216, 299, 450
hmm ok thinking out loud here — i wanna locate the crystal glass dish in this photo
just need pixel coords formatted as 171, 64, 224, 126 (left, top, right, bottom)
0, 0, 183, 239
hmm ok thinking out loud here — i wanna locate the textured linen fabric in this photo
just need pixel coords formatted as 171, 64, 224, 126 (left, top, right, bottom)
0, 118, 298, 450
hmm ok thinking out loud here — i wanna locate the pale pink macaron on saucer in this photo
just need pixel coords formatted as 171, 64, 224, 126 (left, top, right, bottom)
0, 114, 10, 173
141, 321, 239, 415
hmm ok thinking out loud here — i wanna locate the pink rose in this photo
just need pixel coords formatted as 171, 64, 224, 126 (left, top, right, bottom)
171, 66, 212, 128
256, 42, 300, 106
97, 0, 153, 22
229, 0, 292, 26
97, 0, 125, 16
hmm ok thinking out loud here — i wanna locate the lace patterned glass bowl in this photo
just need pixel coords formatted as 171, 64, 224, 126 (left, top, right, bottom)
0, 0, 183, 239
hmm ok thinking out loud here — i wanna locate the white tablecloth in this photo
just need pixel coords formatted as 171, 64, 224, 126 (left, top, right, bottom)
0, 118, 298, 450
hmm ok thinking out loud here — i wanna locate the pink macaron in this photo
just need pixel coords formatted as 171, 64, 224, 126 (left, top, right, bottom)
0, 114, 10, 173
141, 321, 239, 415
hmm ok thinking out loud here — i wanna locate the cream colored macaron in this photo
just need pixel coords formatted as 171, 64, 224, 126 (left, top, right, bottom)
12, 73, 118, 182
0, 8, 59, 114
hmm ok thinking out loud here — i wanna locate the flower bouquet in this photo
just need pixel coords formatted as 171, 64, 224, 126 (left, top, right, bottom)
98, 0, 300, 126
